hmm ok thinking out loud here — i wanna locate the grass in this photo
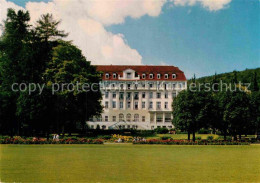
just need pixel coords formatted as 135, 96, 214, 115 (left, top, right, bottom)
1, 144, 260, 182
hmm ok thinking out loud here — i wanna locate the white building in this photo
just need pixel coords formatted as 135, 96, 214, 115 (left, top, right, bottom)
87, 65, 187, 130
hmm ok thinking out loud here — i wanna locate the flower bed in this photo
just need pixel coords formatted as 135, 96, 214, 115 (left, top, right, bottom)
0, 136, 104, 144
133, 139, 250, 145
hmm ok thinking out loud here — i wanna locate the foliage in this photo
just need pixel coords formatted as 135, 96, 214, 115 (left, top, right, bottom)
133, 139, 250, 145
155, 127, 169, 134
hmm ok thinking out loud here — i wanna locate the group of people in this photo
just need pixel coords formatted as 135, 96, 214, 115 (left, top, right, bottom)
133, 137, 146, 142
53, 134, 59, 141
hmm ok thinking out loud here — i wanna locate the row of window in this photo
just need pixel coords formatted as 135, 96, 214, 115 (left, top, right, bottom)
90, 125, 173, 130
105, 101, 169, 110
104, 82, 182, 90
92, 114, 172, 122
105, 91, 177, 99
105, 73, 177, 79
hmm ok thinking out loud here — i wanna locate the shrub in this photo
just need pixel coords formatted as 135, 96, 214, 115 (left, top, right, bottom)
155, 128, 169, 134
195, 136, 201, 140
198, 128, 210, 134
207, 136, 214, 141
161, 136, 172, 140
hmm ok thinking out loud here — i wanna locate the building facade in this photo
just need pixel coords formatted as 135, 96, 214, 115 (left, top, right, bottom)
87, 65, 187, 130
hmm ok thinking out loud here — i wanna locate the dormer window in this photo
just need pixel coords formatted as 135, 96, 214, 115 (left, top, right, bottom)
127, 73, 131, 79
142, 74, 146, 79
165, 74, 168, 79
105, 73, 109, 79
113, 73, 117, 79
157, 74, 161, 79
149, 74, 153, 79
172, 74, 176, 79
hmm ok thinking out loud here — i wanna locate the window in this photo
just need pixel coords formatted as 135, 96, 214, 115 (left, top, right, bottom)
165, 102, 168, 109
157, 102, 161, 110
105, 116, 108, 122
179, 83, 182, 88
156, 115, 163, 122
134, 101, 138, 110
119, 114, 124, 121
165, 74, 168, 79
156, 92, 161, 99
165, 114, 172, 122
142, 116, 145, 122
142, 74, 146, 79
142, 92, 146, 98
142, 102, 145, 109
127, 92, 131, 100
134, 92, 139, 100
172, 74, 176, 79
157, 74, 161, 79
102, 125, 106, 130
149, 92, 153, 99
172, 91, 177, 98
127, 84, 131, 89
135, 83, 138, 89
96, 116, 102, 122
105, 92, 109, 98
105, 101, 109, 109
172, 83, 176, 89
120, 101, 123, 109
127, 125, 131, 129
164, 83, 167, 90
112, 92, 116, 98
127, 73, 131, 79
120, 83, 124, 90
105, 73, 109, 79
119, 92, 124, 100
165, 92, 168, 98
134, 114, 139, 122
149, 74, 153, 79
112, 116, 116, 122
113, 73, 117, 79
126, 114, 131, 122
149, 83, 153, 88
149, 102, 153, 109
112, 101, 116, 108
127, 101, 131, 109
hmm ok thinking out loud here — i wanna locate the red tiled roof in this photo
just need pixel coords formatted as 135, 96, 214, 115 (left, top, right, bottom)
95, 65, 186, 81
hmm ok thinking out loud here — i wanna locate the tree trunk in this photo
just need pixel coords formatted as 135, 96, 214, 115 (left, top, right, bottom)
192, 131, 196, 142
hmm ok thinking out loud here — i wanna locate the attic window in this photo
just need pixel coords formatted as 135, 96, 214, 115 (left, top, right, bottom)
172, 74, 176, 79
113, 73, 117, 79
157, 74, 161, 79
142, 74, 146, 79
149, 74, 153, 79
105, 73, 109, 79
165, 74, 168, 79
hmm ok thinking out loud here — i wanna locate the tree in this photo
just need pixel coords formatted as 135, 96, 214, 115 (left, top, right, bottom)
44, 41, 103, 134
251, 72, 259, 92
35, 13, 68, 43
0, 9, 31, 136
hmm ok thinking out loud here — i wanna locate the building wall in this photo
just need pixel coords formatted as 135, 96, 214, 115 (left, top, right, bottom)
87, 78, 187, 130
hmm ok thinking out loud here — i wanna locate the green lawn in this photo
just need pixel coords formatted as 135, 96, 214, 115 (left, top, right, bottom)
1, 144, 260, 182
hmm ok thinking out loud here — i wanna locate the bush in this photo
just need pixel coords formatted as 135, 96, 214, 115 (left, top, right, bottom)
195, 136, 201, 140
155, 128, 169, 134
133, 139, 250, 145
198, 128, 211, 134
161, 136, 172, 140
207, 136, 214, 141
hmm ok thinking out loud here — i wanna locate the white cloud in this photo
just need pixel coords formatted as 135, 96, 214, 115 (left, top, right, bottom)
0, 0, 166, 65
171, 0, 232, 11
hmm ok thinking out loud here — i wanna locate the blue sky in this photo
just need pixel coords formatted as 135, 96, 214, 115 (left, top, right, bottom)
6, 0, 260, 78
